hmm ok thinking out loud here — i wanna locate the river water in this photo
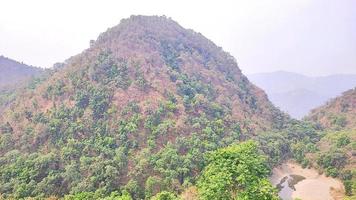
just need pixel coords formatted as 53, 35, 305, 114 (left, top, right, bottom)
270, 161, 345, 200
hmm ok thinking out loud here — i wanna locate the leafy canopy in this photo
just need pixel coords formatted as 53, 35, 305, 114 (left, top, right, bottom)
197, 140, 279, 200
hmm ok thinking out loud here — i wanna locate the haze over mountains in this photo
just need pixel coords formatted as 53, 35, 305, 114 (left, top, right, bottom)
0, 56, 44, 112
0, 55, 43, 88
247, 71, 356, 119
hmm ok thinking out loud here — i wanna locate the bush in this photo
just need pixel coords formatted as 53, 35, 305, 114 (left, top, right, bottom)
75, 91, 90, 109
343, 180, 354, 196
340, 170, 353, 180
0, 122, 13, 134
317, 150, 347, 169
326, 167, 339, 177
336, 135, 351, 148
151, 191, 178, 200
89, 87, 110, 119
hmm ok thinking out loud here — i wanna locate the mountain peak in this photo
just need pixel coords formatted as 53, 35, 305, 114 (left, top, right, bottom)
94, 15, 186, 46
99, 15, 185, 39
90, 15, 236, 70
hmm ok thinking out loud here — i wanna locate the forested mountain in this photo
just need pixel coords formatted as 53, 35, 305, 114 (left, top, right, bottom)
0, 16, 289, 199
247, 71, 356, 119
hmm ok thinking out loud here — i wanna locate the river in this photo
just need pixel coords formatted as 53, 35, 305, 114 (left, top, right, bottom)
270, 161, 345, 200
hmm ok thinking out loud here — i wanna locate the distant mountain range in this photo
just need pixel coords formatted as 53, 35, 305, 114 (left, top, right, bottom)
247, 71, 356, 119
0, 55, 43, 89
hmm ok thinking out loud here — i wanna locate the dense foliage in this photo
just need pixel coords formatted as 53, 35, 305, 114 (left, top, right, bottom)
256, 120, 319, 168
197, 141, 279, 200
310, 130, 356, 197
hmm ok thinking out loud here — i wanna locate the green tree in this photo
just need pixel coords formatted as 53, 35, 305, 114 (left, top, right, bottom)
197, 141, 278, 200
151, 191, 179, 200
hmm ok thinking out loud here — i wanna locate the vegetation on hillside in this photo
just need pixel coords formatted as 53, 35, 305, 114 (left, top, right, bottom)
1, 15, 353, 200
306, 88, 356, 130
0, 16, 290, 199
4, 14, 354, 200
283, 129, 356, 199
305, 89, 356, 199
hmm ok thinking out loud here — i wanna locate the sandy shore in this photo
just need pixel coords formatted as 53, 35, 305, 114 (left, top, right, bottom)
270, 160, 345, 200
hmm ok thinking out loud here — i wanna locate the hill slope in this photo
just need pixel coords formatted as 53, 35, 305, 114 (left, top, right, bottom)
306, 87, 356, 130
0, 56, 44, 112
304, 88, 356, 198
247, 71, 356, 119
0, 16, 288, 199
0, 55, 43, 88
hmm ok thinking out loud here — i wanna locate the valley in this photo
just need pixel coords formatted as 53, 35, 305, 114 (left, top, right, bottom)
0, 14, 355, 200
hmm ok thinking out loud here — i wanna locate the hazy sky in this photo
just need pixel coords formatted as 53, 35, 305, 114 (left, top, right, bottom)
0, 0, 355, 76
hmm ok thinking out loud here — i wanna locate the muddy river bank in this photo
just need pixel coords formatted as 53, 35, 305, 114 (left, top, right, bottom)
270, 161, 345, 200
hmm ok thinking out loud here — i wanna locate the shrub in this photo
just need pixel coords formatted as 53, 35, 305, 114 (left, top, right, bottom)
151, 191, 179, 200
